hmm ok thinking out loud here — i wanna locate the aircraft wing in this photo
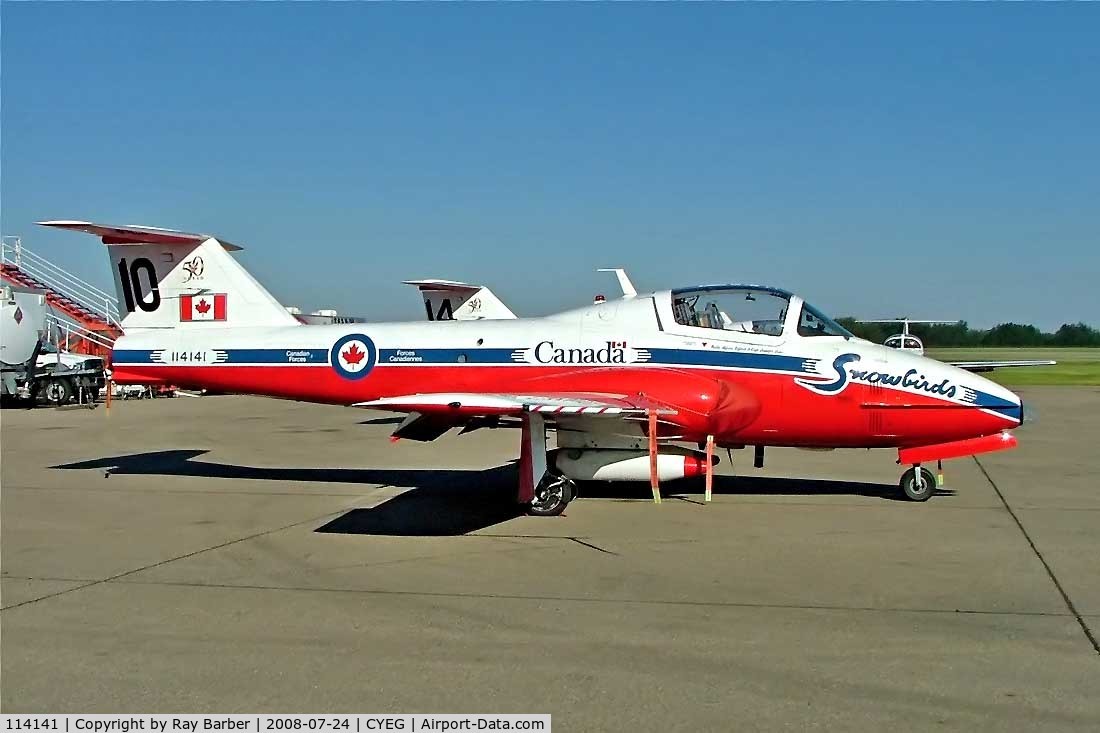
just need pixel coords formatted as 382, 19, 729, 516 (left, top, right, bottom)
947, 359, 1057, 373
355, 391, 677, 441
356, 392, 675, 417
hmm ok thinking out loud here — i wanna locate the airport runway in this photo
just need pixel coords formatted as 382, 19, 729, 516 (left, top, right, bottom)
2, 389, 1098, 729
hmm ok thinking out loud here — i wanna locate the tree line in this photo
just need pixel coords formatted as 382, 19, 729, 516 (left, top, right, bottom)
833, 319, 1100, 348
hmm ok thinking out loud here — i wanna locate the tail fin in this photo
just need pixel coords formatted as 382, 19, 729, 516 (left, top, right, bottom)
39, 221, 299, 330
403, 279, 517, 321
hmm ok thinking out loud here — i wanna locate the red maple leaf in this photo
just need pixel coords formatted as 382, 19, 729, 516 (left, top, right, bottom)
342, 343, 366, 365
195, 299, 211, 314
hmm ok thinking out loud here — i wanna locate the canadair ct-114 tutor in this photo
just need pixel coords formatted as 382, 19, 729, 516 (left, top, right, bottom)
43, 220, 1054, 516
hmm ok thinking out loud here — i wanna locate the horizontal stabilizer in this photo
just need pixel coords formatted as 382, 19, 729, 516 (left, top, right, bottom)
402, 279, 482, 294
38, 221, 243, 250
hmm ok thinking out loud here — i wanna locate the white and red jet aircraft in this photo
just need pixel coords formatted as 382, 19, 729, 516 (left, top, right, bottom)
44, 220, 1037, 516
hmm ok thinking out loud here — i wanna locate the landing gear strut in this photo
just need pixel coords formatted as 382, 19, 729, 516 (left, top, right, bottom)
528, 471, 576, 516
899, 465, 936, 502
519, 411, 575, 516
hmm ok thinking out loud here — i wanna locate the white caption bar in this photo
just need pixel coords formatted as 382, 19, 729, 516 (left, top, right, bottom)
0, 716, 550, 733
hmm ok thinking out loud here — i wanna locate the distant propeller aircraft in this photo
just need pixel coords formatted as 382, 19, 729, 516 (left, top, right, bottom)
43, 221, 1056, 516
860, 318, 957, 356
862, 317, 1056, 372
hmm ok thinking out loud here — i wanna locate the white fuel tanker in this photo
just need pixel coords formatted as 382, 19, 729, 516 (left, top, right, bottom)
1, 285, 106, 405
1, 285, 49, 400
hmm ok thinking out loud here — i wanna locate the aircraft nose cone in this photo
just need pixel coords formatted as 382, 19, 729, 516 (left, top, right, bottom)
971, 372, 1024, 428
1019, 400, 1039, 426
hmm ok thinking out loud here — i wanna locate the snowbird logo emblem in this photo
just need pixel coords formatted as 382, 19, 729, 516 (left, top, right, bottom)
795, 353, 862, 395
795, 352, 961, 399
330, 334, 376, 380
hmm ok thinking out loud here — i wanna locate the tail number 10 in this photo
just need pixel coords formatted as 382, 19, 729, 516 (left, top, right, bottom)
117, 257, 161, 313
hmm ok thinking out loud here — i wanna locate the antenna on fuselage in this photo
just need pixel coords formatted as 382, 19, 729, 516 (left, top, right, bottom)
597, 268, 637, 299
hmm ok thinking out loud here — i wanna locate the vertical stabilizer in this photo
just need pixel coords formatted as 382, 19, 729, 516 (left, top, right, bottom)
402, 279, 517, 321
38, 221, 299, 330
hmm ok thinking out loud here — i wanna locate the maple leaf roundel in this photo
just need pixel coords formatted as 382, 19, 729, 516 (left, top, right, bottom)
329, 333, 377, 380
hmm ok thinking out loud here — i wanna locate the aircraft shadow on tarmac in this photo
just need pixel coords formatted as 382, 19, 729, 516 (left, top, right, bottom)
52, 449, 938, 536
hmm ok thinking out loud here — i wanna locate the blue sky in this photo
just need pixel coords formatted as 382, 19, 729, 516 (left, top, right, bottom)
3, 4, 1098, 330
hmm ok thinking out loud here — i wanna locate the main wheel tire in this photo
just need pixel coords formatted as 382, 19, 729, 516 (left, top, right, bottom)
528, 473, 575, 516
41, 378, 73, 406
899, 466, 937, 502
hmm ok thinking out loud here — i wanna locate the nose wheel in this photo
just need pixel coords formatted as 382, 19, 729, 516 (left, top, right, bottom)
899, 466, 937, 502
528, 471, 576, 516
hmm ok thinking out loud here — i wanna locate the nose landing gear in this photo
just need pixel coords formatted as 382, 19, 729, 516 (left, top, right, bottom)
899, 465, 937, 502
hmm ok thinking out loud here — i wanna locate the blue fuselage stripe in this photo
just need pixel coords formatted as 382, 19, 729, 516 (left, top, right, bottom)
112, 347, 816, 371
644, 348, 816, 373
969, 390, 1022, 420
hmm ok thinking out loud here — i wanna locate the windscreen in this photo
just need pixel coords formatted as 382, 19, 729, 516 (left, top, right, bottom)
797, 301, 852, 338
672, 288, 789, 336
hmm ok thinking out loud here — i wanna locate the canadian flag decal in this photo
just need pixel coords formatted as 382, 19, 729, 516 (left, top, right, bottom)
180, 294, 227, 322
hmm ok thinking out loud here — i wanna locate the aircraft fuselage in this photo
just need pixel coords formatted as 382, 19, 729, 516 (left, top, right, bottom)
111, 293, 1022, 450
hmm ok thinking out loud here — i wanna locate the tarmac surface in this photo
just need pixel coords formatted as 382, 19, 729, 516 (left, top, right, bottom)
2, 388, 1098, 729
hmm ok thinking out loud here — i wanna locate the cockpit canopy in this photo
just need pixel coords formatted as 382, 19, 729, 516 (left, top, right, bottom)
670, 285, 852, 339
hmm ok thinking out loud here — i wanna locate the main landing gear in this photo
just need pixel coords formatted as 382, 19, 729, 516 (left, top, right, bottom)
899, 465, 937, 502
519, 411, 577, 517
528, 470, 576, 516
